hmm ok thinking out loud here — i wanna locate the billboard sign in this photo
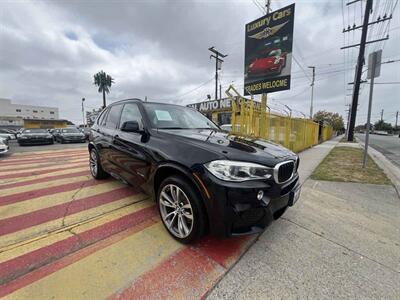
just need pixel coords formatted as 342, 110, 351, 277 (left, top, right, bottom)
244, 3, 295, 95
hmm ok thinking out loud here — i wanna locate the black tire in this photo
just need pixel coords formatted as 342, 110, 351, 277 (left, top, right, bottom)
157, 175, 206, 244
89, 148, 109, 179
60, 138, 65, 144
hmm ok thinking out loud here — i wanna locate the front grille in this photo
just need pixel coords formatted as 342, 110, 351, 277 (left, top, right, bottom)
276, 161, 295, 183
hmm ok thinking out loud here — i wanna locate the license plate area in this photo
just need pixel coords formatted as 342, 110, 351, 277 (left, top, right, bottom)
288, 186, 301, 206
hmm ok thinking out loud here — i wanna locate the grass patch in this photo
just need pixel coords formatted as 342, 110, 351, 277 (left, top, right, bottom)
311, 147, 391, 185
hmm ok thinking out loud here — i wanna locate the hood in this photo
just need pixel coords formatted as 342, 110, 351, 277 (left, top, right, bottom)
61, 132, 84, 136
22, 133, 50, 136
157, 129, 295, 166
251, 57, 279, 70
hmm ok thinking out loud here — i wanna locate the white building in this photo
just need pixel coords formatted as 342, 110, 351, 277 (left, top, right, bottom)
0, 98, 59, 120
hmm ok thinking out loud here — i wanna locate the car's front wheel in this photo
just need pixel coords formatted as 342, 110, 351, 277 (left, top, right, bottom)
157, 175, 206, 244
89, 148, 109, 179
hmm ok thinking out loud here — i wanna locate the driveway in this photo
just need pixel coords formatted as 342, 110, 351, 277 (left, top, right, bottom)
356, 134, 400, 168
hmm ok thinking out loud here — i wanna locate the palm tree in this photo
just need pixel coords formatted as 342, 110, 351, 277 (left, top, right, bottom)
93, 71, 114, 108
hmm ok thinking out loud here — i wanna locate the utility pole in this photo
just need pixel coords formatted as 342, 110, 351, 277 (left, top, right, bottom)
308, 66, 315, 119
396, 111, 399, 129
219, 84, 222, 99
380, 109, 384, 121
81, 97, 85, 127
363, 51, 379, 168
341, 0, 391, 141
209, 47, 227, 100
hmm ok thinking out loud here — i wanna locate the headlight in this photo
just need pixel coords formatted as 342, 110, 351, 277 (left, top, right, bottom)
20, 136, 28, 139
204, 160, 272, 182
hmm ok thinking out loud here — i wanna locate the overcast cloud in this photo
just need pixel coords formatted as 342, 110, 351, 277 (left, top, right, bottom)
0, 0, 399, 125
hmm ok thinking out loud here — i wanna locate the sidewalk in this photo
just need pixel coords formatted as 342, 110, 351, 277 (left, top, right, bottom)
208, 137, 400, 299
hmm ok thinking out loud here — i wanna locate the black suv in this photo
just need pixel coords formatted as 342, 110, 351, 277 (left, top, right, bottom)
89, 99, 300, 243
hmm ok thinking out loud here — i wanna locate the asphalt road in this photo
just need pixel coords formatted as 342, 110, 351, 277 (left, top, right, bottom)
0, 140, 88, 158
356, 133, 400, 168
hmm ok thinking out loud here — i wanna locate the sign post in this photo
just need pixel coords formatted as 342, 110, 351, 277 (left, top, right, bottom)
244, 3, 295, 95
363, 50, 382, 168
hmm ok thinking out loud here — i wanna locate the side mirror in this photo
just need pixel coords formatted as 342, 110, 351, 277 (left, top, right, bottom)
121, 121, 143, 133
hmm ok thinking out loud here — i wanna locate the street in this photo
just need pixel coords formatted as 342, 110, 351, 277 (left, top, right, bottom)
356, 134, 400, 168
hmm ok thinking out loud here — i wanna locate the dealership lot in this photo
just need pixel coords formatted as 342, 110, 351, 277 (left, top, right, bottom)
0, 146, 253, 298
1, 141, 399, 299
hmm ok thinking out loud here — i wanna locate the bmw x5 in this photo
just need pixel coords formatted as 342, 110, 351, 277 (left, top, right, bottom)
88, 99, 301, 243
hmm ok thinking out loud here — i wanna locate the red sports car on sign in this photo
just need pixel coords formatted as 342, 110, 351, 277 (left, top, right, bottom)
247, 48, 287, 78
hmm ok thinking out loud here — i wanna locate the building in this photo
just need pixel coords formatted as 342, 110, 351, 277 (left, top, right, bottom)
23, 119, 68, 129
0, 98, 63, 129
187, 97, 261, 125
0, 98, 59, 120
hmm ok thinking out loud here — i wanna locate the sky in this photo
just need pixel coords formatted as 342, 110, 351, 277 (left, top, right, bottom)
0, 0, 399, 126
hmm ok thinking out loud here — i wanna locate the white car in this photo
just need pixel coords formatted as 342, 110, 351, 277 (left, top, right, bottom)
0, 137, 9, 154
0, 129, 16, 140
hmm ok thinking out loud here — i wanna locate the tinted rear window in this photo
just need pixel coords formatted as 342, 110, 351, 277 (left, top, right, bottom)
105, 105, 122, 129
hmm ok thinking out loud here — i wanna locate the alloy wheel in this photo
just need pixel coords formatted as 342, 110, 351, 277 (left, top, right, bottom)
159, 184, 194, 238
89, 150, 98, 177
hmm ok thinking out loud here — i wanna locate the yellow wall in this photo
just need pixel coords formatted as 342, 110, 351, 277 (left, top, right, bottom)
24, 120, 68, 129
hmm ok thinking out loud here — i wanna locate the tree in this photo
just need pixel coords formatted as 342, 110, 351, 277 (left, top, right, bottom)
374, 120, 392, 132
313, 110, 345, 131
93, 71, 114, 108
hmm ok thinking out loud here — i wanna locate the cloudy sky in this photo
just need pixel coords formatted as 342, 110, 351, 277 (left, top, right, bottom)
1, 0, 399, 126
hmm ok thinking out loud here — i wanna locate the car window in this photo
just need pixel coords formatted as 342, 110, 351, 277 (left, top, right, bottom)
105, 105, 122, 129
143, 103, 219, 130
61, 128, 80, 133
97, 109, 107, 126
23, 129, 47, 133
119, 103, 142, 128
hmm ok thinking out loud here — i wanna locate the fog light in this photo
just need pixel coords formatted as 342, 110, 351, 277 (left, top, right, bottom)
257, 190, 264, 201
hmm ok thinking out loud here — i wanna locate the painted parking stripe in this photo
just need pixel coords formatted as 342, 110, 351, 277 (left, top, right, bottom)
0, 161, 87, 176
0, 167, 88, 185
109, 247, 224, 300
3, 148, 87, 159
1, 223, 183, 299
0, 205, 157, 285
0, 170, 90, 190
0, 163, 88, 180
0, 178, 108, 206
0, 194, 149, 249
0, 180, 124, 220
0, 158, 88, 172
0, 175, 92, 197
0, 151, 87, 165
0, 186, 137, 237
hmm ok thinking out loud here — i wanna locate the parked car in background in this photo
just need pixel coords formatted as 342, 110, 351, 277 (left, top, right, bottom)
17, 128, 54, 145
89, 99, 300, 244
0, 129, 16, 140
0, 137, 9, 154
56, 128, 86, 143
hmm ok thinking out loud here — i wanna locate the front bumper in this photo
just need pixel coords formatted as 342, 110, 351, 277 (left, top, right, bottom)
18, 138, 53, 145
61, 136, 86, 143
198, 171, 300, 237
0, 146, 9, 154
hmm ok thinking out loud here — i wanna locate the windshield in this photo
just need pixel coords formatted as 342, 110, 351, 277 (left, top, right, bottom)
268, 49, 281, 56
144, 103, 218, 130
23, 129, 47, 133
61, 128, 80, 133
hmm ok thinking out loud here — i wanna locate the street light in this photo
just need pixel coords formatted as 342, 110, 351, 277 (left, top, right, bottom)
81, 98, 85, 127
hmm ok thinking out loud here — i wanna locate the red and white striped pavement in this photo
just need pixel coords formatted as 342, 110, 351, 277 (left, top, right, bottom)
0, 148, 254, 299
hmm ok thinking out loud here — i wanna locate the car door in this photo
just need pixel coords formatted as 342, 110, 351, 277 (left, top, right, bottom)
97, 104, 123, 174
111, 102, 151, 188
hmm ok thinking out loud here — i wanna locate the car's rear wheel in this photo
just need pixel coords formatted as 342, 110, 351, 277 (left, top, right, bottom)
89, 148, 109, 179
157, 176, 206, 244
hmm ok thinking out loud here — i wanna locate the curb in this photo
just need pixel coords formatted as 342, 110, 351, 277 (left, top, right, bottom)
358, 140, 400, 197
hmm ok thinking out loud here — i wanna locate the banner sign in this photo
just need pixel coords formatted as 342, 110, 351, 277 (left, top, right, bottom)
187, 98, 261, 112
244, 3, 295, 95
